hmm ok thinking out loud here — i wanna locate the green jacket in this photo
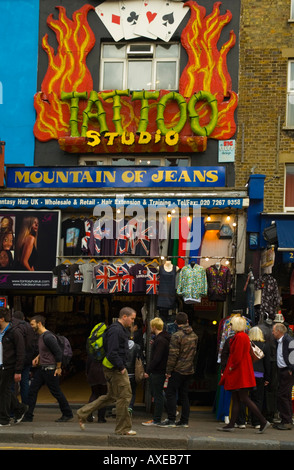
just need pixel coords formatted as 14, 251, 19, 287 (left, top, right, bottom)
166, 325, 198, 375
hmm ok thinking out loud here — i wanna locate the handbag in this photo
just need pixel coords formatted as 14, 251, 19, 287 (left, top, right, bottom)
135, 357, 145, 383
250, 341, 265, 362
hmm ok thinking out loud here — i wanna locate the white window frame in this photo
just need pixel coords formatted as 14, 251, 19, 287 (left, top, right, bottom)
99, 42, 180, 91
286, 60, 294, 128
290, 0, 294, 20
79, 156, 191, 167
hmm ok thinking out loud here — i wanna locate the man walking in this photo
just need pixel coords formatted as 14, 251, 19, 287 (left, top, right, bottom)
0, 307, 27, 426
160, 312, 198, 428
272, 322, 294, 430
77, 307, 137, 435
23, 315, 73, 422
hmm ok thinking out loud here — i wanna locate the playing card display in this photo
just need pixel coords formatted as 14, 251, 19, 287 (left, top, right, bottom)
119, 0, 144, 40
147, 1, 189, 42
95, 2, 124, 41
133, 0, 160, 39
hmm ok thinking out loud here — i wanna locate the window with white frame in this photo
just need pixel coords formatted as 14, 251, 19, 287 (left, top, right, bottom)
291, 0, 294, 19
79, 156, 191, 167
286, 61, 294, 127
100, 42, 180, 91
284, 164, 294, 210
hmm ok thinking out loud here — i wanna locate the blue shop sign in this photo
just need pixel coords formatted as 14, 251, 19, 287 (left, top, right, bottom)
6, 166, 226, 189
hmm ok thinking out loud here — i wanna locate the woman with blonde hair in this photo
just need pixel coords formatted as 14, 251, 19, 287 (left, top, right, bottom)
218, 315, 271, 433
248, 326, 271, 428
15, 217, 39, 271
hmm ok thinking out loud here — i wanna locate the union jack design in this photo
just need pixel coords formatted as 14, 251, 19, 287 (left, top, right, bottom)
94, 264, 109, 292
146, 269, 159, 295
121, 263, 135, 293
81, 219, 93, 254
108, 263, 124, 293
115, 219, 131, 255
133, 220, 151, 255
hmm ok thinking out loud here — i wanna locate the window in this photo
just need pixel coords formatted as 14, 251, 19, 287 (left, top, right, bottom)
100, 42, 180, 91
79, 156, 191, 167
284, 164, 294, 210
291, 1, 294, 19
286, 61, 294, 127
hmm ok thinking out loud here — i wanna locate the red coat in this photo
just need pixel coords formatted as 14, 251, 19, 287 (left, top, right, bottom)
219, 332, 256, 391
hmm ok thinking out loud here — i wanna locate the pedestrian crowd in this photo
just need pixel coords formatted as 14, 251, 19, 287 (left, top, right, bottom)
0, 304, 294, 436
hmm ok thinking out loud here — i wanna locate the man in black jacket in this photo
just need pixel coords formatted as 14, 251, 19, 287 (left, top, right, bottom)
77, 307, 137, 435
142, 317, 170, 426
272, 322, 294, 430
0, 307, 27, 426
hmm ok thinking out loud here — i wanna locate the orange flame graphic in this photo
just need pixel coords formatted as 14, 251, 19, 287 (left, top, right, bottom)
34, 4, 95, 141
180, 1, 237, 139
34, 2, 237, 145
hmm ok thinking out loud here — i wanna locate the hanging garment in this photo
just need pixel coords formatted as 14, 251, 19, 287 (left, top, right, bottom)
129, 263, 149, 293
61, 218, 85, 256
107, 263, 124, 293
93, 263, 109, 294
79, 263, 94, 293
254, 273, 281, 320
66, 263, 83, 294
115, 218, 131, 255
177, 263, 207, 303
81, 218, 93, 255
52, 263, 70, 293
157, 264, 177, 309
146, 267, 159, 295
206, 264, 232, 301
121, 263, 135, 293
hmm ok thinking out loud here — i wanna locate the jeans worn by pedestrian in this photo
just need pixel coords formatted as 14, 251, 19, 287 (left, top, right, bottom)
165, 371, 193, 425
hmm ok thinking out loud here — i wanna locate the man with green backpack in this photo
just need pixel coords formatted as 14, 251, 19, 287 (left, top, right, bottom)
77, 307, 137, 436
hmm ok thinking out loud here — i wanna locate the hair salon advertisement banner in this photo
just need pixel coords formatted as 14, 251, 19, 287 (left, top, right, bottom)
0, 210, 59, 289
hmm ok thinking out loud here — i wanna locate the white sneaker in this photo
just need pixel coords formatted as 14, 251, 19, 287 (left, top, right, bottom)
124, 430, 137, 435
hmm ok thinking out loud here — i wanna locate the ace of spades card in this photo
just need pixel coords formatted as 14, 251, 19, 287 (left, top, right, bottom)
119, 1, 145, 40
133, 0, 161, 39
148, 1, 189, 42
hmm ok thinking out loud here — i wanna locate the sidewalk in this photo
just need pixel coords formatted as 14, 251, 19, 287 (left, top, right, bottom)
2, 404, 294, 450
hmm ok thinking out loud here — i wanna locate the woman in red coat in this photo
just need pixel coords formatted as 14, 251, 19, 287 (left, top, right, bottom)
218, 315, 271, 434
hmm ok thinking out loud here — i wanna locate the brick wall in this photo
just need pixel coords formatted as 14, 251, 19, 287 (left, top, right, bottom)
235, 0, 294, 211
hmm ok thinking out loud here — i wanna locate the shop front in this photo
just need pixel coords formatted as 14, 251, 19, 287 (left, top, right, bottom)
0, 0, 244, 406
0, 166, 248, 405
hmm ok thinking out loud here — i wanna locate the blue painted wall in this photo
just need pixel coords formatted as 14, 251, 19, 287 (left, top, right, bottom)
0, 0, 39, 165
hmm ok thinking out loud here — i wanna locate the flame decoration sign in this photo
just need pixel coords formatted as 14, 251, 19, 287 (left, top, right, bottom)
33, 2, 238, 151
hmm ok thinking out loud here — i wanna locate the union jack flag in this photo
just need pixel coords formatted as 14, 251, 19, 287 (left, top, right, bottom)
92, 221, 103, 255
146, 268, 159, 294
108, 263, 124, 293
134, 220, 151, 255
115, 219, 131, 255
121, 263, 135, 293
81, 219, 93, 255
94, 264, 109, 293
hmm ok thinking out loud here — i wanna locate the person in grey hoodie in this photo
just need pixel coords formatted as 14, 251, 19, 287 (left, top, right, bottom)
160, 312, 198, 428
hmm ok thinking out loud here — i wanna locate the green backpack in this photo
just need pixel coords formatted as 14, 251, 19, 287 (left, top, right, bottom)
86, 322, 107, 362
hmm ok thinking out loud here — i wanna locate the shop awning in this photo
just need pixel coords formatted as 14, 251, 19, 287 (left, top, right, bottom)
276, 219, 294, 251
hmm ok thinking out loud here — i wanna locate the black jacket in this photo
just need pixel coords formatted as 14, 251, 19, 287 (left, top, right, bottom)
103, 321, 129, 371
1, 323, 25, 373
147, 330, 171, 375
